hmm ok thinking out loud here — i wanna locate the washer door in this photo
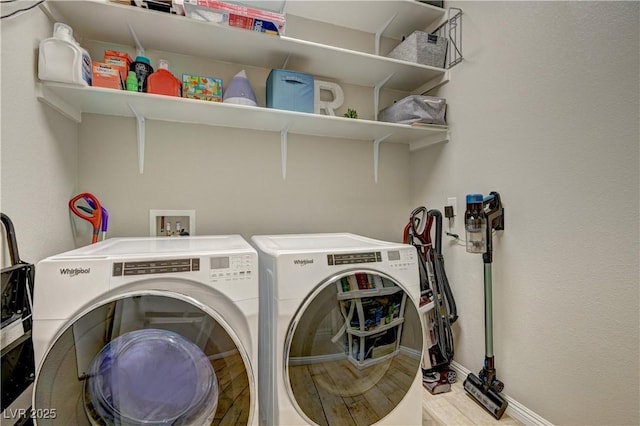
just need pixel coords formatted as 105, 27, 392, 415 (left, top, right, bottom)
34, 292, 253, 425
284, 270, 423, 425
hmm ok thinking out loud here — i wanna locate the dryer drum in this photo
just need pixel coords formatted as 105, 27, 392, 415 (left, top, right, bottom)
285, 270, 423, 425
86, 328, 217, 425
34, 293, 254, 426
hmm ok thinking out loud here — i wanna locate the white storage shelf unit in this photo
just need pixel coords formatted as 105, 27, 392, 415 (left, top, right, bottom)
38, 0, 450, 179
335, 273, 408, 369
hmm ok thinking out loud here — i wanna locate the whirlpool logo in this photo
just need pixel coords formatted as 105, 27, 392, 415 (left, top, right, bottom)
60, 267, 91, 277
293, 259, 314, 266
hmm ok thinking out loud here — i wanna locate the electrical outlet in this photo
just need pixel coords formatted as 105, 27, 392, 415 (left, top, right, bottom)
149, 209, 196, 237
446, 197, 457, 218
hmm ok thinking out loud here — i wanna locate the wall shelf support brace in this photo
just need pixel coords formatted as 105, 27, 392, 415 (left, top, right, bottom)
128, 103, 146, 174
373, 134, 392, 183
374, 13, 397, 56
281, 126, 289, 180
374, 74, 394, 121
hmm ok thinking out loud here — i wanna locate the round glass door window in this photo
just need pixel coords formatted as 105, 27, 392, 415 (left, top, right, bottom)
285, 271, 423, 425
34, 293, 253, 425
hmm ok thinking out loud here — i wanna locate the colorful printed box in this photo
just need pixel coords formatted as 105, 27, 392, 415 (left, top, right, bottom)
182, 74, 223, 102
103, 49, 132, 84
184, 0, 285, 36
92, 62, 123, 90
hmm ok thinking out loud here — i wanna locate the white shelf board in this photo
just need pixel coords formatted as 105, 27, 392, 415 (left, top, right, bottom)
285, 0, 447, 40
46, 0, 446, 93
347, 317, 405, 337
37, 82, 448, 146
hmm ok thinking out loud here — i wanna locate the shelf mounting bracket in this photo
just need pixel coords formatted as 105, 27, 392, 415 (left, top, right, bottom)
282, 52, 291, 70
374, 13, 397, 56
128, 103, 146, 174
128, 24, 145, 56
36, 83, 82, 123
411, 70, 451, 95
373, 134, 391, 183
281, 126, 289, 180
374, 73, 394, 121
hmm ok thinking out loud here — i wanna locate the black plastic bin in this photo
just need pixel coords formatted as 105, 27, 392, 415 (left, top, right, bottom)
1, 213, 36, 417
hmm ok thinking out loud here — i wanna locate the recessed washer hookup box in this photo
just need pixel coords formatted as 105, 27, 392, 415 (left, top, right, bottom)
266, 69, 314, 113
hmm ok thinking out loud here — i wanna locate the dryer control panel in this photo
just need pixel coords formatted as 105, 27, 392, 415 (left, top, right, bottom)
326, 249, 416, 268
209, 254, 254, 282
386, 248, 417, 269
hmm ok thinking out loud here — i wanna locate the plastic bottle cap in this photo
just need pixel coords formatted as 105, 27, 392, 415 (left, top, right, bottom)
53, 22, 74, 41
158, 59, 170, 70
466, 194, 484, 203
134, 55, 151, 65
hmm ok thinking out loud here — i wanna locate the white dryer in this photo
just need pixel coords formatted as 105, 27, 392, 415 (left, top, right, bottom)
251, 233, 424, 426
31, 236, 259, 425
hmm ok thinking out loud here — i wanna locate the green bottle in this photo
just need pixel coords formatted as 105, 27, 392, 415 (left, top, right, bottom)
126, 70, 138, 92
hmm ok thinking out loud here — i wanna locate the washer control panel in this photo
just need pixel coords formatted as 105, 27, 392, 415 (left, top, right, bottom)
209, 254, 254, 282
113, 258, 199, 276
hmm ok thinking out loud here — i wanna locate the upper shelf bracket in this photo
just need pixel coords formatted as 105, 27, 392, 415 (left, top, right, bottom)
128, 23, 145, 55
128, 103, 146, 174
374, 13, 398, 56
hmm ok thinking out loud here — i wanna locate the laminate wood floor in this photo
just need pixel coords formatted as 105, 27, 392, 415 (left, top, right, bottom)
288, 352, 420, 426
422, 381, 523, 426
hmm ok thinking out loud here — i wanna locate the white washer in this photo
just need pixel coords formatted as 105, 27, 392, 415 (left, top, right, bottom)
252, 233, 424, 426
32, 236, 259, 425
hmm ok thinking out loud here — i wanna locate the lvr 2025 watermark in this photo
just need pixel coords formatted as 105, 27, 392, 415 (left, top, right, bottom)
3, 408, 57, 420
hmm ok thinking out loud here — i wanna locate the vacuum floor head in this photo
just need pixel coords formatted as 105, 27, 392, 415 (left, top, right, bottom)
463, 373, 508, 420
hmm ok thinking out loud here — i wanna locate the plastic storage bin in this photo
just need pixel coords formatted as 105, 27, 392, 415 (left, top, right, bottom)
266, 69, 314, 113
387, 31, 447, 69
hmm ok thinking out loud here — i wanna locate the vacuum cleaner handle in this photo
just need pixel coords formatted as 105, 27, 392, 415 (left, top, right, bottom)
1, 212, 21, 266
427, 209, 458, 324
427, 209, 442, 254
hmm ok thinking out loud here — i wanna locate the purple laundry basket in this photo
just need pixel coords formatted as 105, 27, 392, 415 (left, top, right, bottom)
87, 329, 218, 425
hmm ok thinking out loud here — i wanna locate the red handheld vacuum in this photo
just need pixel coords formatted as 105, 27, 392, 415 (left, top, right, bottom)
404, 207, 458, 395
462, 192, 508, 419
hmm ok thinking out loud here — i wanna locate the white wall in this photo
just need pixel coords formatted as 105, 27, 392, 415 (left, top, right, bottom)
0, 6, 77, 263
412, 2, 639, 424
76, 115, 412, 243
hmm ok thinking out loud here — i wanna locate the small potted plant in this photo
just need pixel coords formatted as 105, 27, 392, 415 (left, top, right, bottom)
344, 108, 358, 119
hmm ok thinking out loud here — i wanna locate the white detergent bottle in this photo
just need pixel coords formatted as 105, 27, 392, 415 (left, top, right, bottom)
38, 22, 92, 86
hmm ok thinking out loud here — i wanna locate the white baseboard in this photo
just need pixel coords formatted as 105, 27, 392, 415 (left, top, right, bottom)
450, 361, 554, 426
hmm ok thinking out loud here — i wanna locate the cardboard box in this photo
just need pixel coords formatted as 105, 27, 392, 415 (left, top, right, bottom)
92, 62, 123, 90
104, 50, 132, 83
182, 74, 223, 102
184, 0, 285, 35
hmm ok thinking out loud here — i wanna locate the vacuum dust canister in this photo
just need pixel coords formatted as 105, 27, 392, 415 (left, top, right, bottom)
38, 23, 92, 86
465, 194, 487, 254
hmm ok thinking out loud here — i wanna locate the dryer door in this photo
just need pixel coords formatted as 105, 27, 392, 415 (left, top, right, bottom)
34, 292, 253, 425
284, 270, 423, 425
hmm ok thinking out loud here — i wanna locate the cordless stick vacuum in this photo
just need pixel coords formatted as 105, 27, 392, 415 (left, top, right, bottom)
462, 192, 508, 419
